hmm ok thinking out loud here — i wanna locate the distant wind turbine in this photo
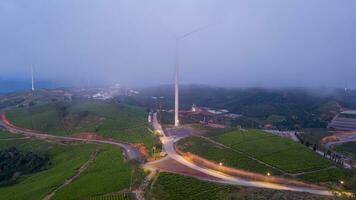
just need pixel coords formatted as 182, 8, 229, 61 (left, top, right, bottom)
31, 66, 35, 91
174, 25, 211, 127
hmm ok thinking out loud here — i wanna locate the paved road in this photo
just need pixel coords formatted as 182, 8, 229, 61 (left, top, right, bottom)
324, 135, 356, 149
0, 114, 140, 160
321, 133, 355, 169
152, 113, 333, 196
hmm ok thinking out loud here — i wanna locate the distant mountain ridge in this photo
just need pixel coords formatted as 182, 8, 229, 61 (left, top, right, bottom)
123, 85, 356, 129
0, 79, 58, 94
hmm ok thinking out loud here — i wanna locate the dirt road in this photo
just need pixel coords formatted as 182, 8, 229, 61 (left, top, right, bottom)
0, 113, 141, 160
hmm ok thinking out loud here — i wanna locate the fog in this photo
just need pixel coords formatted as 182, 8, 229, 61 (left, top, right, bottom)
1, 0, 356, 88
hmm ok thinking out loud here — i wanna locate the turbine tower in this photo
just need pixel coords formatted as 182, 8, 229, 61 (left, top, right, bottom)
174, 38, 180, 126
31, 66, 35, 91
174, 26, 210, 127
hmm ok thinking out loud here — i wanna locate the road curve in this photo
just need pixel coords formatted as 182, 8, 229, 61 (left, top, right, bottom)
0, 113, 141, 160
152, 113, 334, 196
324, 135, 356, 149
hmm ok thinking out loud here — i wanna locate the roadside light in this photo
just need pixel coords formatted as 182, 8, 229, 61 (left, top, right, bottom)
267, 172, 271, 176
219, 162, 223, 166
340, 180, 344, 184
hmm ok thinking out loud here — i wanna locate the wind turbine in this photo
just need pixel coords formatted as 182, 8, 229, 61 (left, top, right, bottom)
174, 25, 210, 127
31, 66, 35, 92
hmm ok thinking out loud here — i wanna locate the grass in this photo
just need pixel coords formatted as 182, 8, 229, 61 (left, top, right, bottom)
0, 139, 96, 200
6, 103, 65, 135
332, 142, 356, 189
147, 172, 334, 200
52, 145, 131, 200
211, 129, 332, 173
297, 168, 349, 183
71, 101, 157, 150
0, 138, 133, 200
87, 194, 132, 200
177, 136, 281, 175
6, 101, 157, 150
159, 111, 195, 125
148, 172, 231, 200
335, 142, 356, 159
189, 124, 232, 137
0, 130, 22, 139
300, 128, 331, 150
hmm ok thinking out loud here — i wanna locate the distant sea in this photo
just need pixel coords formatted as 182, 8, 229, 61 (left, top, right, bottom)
0, 79, 59, 94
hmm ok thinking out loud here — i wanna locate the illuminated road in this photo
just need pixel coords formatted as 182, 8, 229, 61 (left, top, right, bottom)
152, 112, 334, 196
0, 111, 337, 196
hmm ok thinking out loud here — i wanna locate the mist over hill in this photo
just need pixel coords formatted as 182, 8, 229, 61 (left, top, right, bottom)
121, 85, 356, 129
0, 79, 67, 94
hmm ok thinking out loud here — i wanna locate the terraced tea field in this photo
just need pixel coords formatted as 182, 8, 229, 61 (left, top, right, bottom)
51, 145, 131, 200
0, 130, 22, 139
0, 138, 96, 200
147, 172, 334, 200
212, 129, 332, 173
177, 136, 281, 175
148, 172, 231, 200
335, 141, 356, 159
0, 130, 133, 200
87, 194, 132, 200
6, 101, 156, 149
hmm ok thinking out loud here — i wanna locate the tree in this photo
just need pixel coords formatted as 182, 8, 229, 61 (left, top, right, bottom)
0, 147, 50, 186
305, 141, 310, 147
28, 101, 36, 107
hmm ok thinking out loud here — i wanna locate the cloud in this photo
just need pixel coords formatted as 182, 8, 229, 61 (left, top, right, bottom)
0, 0, 355, 88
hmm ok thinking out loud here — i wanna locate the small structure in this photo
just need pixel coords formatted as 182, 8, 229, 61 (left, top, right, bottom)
224, 113, 241, 119
148, 114, 152, 123
174, 104, 241, 129
192, 104, 197, 112
264, 124, 275, 130
92, 92, 111, 100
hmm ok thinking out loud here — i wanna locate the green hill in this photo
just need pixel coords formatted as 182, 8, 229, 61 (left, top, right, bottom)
6, 100, 156, 149
0, 135, 133, 200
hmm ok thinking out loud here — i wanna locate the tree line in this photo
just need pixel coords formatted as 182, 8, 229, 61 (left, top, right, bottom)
0, 147, 51, 186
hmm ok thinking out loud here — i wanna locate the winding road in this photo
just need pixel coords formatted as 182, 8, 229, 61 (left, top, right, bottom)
0, 113, 141, 160
324, 135, 356, 149
151, 112, 334, 196
0, 112, 336, 197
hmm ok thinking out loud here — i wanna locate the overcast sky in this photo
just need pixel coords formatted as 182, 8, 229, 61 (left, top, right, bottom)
1, 0, 356, 88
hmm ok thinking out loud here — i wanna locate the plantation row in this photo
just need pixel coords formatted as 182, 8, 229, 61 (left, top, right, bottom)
177, 127, 350, 183
212, 129, 332, 173
6, 101, 157, 150
0, 134, 132, 200
177, 136, 280, 175
88, 194, 131, 200
149, 173, 231, 200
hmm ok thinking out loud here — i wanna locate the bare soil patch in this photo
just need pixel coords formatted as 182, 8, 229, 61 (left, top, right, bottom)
321, 131, 356, 144
63, 112, 105, 130
70, 132, 104, 140
132, 143, 149, 158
